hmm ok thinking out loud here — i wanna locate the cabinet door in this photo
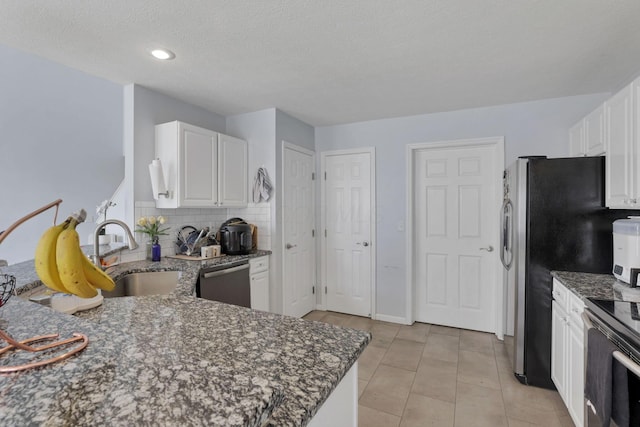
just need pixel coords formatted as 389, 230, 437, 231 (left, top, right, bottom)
569, 121, 585, 157
180, 123, 218, 207
585, 105, 605, 156
567, 322, 585, 427
551, 301, 568, 403
250, 271, 269, 312
605, 83, 635, 208
218, 134, 248, 207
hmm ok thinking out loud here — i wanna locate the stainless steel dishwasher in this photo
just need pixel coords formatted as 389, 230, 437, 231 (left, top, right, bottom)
196, 261, 251, 308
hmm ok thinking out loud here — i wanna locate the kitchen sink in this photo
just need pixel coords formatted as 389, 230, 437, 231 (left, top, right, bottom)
103, 271, 180, 298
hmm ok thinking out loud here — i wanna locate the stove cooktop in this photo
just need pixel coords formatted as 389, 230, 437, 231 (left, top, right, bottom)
586, 298, 640, 358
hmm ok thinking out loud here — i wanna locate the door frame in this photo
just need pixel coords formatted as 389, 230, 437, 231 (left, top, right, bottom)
281, 141, 317, 317
406, 137, 505, 336
320, 147, 377, 318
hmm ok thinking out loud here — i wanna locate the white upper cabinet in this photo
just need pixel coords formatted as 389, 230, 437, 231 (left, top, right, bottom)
584, 105, 606, 156
605, 82, 636, 208
218, 133, 248, 207
155, 121, 247, 208
569, 121, 585, 157
569, 105, 605, 157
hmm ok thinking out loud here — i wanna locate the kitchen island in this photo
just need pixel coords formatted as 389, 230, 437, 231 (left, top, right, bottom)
0, 256, 370, 426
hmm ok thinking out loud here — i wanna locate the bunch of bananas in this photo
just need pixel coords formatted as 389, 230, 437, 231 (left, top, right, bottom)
34, 209, 115, 298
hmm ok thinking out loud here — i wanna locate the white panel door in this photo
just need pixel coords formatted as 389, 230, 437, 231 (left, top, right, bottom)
283, 144, 315, 317
414, 145, 497, 331
325, 152, 372, 317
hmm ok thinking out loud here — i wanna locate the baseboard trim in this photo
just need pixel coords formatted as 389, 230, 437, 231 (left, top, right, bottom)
374, 314, 411, 325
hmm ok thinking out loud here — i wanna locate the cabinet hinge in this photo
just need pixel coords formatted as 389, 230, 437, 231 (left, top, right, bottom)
312, 229, 315, 237
325, 286, 328, 294
324, 171, 327, 180
324, 229, 327, 237
312, 172, 315, 180
312, 286, 315, 295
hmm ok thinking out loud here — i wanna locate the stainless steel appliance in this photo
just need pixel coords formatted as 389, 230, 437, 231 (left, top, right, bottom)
197, 261, 250, 308
501, 156, 637, 388
613, 218, 640, 286
583, 300, 640, 426
219, 218, 252, 255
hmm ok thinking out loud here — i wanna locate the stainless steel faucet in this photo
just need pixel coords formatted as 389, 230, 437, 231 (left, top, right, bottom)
92, 219, 139, 267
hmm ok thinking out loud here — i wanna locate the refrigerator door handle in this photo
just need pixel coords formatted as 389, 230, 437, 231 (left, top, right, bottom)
500, 199, 513, 269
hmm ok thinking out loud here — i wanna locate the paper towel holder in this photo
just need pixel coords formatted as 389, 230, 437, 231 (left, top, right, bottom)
149, 159, 170, 199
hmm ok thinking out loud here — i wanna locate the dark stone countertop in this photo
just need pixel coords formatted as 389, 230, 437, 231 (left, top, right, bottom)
0, 251, 370, 426
551, 271, 640, 302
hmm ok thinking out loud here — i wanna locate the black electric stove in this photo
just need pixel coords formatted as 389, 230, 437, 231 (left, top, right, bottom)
586, 298, 640, 363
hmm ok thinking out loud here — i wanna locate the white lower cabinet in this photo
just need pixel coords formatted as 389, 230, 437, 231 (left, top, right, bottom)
551, 278, 585, 427
249, 256, 269, 311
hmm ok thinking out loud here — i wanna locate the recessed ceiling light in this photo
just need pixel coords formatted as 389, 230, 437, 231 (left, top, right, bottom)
151, 49, 175, 60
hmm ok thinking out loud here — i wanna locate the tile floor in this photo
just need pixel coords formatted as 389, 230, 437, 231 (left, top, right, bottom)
303, 311, 575, 427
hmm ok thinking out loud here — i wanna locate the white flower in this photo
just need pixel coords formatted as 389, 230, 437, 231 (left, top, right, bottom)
157, 216, 166, 225
137, 217, 147, 226
148, 216, 157, 225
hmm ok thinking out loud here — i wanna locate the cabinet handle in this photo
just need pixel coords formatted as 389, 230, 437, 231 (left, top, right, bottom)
631, 199, 637, 204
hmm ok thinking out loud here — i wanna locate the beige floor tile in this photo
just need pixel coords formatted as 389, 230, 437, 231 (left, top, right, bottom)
359, 405, 401, 427
360, 389, 408, 417
371, 321, 401, 339
310, 311, 567, 427
322, 314, 349, 326
455, 381, 508, 427
457, 350, 501, 390
358, 345, 387, 381
557, 414, 576, 427
504, 398, 563, 426
396, 322, 431, 343
370, 334, 395, 349
380, 338, 425, 371
358, 379, 368, 398
412, 356, 458, 403
423, 333, 459, 363
508, 418, 535, 426
430, 325, 461, 337
366, 364, 416, 400
302, 310, 327, 321
459, 329, 495, 356
344, 315, 374, 331
400, 393, 455, 427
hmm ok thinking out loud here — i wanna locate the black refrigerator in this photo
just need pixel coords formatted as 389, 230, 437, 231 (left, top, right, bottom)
501, 156, 638, 389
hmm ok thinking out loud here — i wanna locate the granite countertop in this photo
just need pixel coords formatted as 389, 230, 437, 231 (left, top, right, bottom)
0, 252, 371, 426
551, 270, 640, 302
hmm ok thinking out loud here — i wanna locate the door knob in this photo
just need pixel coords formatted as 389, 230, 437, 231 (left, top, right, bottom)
480, 245, 494, 252
356, 241, 370, 247
285, 243, 297, 249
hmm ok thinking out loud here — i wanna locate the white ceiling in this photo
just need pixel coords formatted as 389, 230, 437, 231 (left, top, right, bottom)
2, 0, 640, 126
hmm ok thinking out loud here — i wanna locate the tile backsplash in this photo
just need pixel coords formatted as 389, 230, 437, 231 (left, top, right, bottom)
116, 201, 271, 263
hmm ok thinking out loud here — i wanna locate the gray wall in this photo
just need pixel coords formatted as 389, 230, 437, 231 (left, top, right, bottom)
127, 84, 227, 204
226, 109, 279, 309
226, 108, 315, 314
0, 44, 123, 264
315, 93, 609, 320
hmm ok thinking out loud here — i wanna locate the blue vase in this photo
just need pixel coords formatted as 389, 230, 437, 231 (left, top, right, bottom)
152, 241, 161, 262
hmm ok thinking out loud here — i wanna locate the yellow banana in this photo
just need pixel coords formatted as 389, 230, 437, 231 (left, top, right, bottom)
80, 253, 115, 291
34, 219, 71, 294
56, 219, 98, 298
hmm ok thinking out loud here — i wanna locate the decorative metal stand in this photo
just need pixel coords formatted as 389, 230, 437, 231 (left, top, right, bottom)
0, 199, 89, 373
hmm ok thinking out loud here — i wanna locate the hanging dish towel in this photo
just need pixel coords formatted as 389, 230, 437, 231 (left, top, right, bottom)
253, 167, 273, 203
